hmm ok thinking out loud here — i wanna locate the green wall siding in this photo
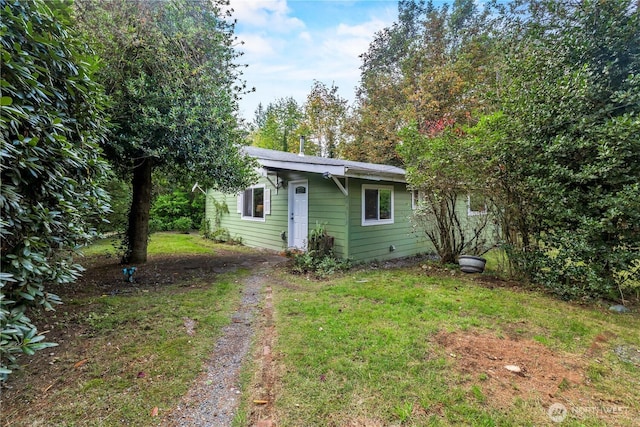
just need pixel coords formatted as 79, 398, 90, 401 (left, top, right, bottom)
206, 176, 289, 252
306, 174, 348, 259
346, 179, 433, 262
206, 173, 501, 263
205, 172, 350, 254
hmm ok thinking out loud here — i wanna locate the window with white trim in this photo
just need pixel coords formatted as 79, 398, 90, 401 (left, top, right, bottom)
411, 189, 427, 210
362, 184, 394, 226
238, 185, 270, 221
467, 193, 487, 216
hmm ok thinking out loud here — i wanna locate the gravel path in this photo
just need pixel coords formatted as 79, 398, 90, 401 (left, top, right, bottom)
164, 255, 283, 426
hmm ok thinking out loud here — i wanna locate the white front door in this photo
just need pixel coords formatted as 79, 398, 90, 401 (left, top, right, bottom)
289, 181, 308, 249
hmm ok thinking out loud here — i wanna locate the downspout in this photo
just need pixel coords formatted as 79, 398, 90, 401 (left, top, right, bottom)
344, 177, 350, 261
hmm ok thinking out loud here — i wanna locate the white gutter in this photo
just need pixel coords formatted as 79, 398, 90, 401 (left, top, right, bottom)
344, 169, 406, 183
258, 159, 346, 176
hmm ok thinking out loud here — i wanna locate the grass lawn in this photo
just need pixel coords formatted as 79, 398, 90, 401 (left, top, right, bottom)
268, 265, 640, 426
81, 231, 236, 257
1, 233, 253, 426
2, 235, 638, 426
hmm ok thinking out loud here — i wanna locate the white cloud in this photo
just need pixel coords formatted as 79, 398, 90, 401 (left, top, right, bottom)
311, 19, 389, 83
229, 0, 304, 32
236, 33, 276, 56
230, 1, 396, 119
336, 18, 388, 38
299, 31, 312, 42
322, 26, 380, 61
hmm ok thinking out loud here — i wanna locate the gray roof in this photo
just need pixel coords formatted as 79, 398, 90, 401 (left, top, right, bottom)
242, 146, 406, 183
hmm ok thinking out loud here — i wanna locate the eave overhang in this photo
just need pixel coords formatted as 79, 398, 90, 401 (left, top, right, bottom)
256, 159, 406, 184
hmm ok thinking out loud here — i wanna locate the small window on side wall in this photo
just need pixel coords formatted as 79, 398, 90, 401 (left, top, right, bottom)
362, 184, 394, 226
411, 189, 426, 210
468, 193, 488, 216
238, 185, 269, 221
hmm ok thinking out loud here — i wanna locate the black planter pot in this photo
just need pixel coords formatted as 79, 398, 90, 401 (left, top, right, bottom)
458, 255, 487, 274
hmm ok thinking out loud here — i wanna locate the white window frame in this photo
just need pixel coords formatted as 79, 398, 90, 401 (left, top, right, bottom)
239, 184, 269, 222
467, 193, 488, 216
411, 189, 427, 210
362, 184, 394, 226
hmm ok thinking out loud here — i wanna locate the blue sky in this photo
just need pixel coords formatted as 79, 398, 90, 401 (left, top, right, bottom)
228, 0, 399, 120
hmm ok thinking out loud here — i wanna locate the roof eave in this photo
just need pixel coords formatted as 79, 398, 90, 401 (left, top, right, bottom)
344, 170, 406, 183
255, 156, 407, 183
258, 159, 346, 176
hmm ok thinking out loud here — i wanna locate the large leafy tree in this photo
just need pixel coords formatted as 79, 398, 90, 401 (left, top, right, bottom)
344, 0, 422, 165
403, 0, 498, 130
372, 0, 498, 263
0, 0, 111, 377
344, 74, 406, 165
75, 0, 255, 263
347, 0, 498, 165
304, 80, 348, 158
484, 0, 640, 299
252, 97, 304, 153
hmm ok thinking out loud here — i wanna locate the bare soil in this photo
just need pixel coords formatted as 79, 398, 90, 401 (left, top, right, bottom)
435, 330, 584, 406
432, 329, 640, 424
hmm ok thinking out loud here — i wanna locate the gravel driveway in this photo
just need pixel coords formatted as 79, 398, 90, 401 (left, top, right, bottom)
164, 254, 283, 426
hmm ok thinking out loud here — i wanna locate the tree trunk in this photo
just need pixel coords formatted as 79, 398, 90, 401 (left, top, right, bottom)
126, 157, 153, 264
282, 129, 288, 152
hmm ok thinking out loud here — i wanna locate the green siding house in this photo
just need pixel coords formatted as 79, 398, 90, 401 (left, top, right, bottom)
205, 146, 434, 263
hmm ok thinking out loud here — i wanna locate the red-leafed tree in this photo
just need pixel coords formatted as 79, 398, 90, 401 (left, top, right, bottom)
352, 0, 502, 262
345, 0, 499, 166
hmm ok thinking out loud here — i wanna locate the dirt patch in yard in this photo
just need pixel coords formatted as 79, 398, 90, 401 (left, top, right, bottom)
52, 249, 270, 298
434, 330, 636, 424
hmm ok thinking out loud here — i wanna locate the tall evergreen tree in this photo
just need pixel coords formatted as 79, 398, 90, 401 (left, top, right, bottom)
252, 97, 304, 153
